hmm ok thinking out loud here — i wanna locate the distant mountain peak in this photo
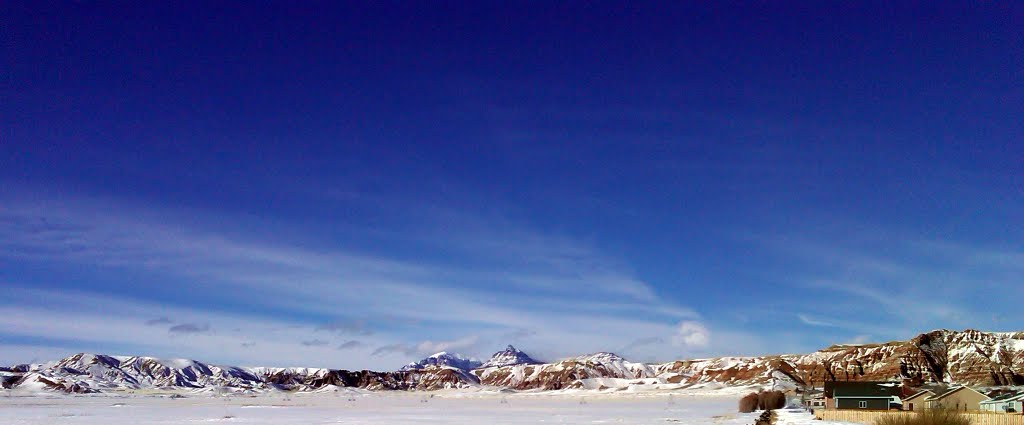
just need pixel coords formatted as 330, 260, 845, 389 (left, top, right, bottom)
577, 352, 624, 362
401, 352, 482, 372
480, 345, 539, 368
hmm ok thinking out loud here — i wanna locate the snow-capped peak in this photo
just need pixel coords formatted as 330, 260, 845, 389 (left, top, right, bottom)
480, 345, 539, 368
575, 352, 625, 363
401, 352, 482, 371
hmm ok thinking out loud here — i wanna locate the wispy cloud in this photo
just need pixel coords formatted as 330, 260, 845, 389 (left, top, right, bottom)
0, 287, 399, 368
0, 194, 720, 366
414, 336, 480, 356
372, 344, 415, 357
797, 314, 836, 328
0, 195, 676, 326
145, 317, 174, 326
501, 328, 536, 342
315, 319, 372, 336
620, 337, 664, 353
168, 323, 210, 334
757, 226, 1024, 341
300, 339, 329, 347
369, 336, 481, 358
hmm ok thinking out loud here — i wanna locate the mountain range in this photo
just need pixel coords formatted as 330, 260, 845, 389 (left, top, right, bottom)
400, 351, 483, 371
3, 329, 1022, 394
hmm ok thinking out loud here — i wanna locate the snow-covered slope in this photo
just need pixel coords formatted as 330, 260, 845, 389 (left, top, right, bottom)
787, 329, 1024, 386
474, 352, 656, 390
18, 353, 265, 393
653, 329, 1024, 389
8, 353, 483, 394
401, 352, 482, 372
480, 345, 539, 368
474, 330, 1024, 391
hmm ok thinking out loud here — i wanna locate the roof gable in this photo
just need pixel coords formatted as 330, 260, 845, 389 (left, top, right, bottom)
905, 390, 934, 401
925, 386, 990, 401
981, 393, 1017, 404
995, 393, 1024, 402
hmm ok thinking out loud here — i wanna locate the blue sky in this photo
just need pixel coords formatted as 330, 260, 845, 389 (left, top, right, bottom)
1, 2, 1021, 369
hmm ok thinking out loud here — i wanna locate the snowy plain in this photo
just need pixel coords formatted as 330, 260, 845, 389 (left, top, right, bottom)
0, 390, 855, 425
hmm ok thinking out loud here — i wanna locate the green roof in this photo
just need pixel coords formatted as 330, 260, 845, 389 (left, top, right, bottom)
831, 382, 901, 398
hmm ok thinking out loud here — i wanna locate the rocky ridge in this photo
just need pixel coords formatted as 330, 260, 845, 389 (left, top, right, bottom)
400, 352, 482, 372
5, 329, 1022, 394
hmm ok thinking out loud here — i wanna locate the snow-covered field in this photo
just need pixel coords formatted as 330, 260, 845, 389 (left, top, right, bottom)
0, 390, 852, 425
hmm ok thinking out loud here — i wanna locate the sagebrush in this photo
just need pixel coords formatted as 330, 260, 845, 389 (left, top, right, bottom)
738, 390, 785, 413
738, 392, 759, 413
757, 390, 786, 410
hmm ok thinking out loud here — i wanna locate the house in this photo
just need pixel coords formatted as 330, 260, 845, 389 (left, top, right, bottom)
980, 393, 1024, 413
923, 386, 990, 411
1004, 394, 1024, 413
1007, 394, 1024, 413
804, 391, 826, 409
827, 381, 903, 410
809, 394, 826, 409
903, 389, 934, 411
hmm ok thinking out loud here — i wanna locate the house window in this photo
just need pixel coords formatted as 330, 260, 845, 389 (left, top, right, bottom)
859, 401, 867, 409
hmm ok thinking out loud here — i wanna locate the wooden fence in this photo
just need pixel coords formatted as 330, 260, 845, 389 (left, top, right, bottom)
814, 410, 1024, 425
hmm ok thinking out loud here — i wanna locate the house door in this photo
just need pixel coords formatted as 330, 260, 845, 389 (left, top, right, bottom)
909, 403, 914, 411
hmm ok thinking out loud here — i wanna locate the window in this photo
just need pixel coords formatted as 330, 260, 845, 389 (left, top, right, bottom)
859, 401, 867, 409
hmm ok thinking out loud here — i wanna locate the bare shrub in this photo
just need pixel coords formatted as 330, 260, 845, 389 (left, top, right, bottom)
757, 390, 786, 411
874, 409, 971, 425
738, 392, 759, 413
